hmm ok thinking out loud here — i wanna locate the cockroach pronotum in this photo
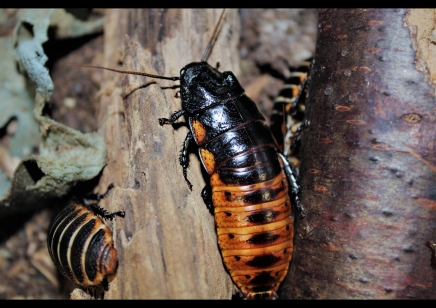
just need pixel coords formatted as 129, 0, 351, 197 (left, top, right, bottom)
81, 9, 304, 300
47, 184, 125, 298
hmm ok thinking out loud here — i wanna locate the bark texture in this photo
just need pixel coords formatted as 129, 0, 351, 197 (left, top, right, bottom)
93, 9, 240, 299
280, 9, 436, 299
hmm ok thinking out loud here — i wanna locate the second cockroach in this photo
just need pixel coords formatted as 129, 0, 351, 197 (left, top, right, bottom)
47, 184, 125, 298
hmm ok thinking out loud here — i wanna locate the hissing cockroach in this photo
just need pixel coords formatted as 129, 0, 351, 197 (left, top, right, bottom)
272, 59, 312, 164
80, 10, 303, 299
47, 184, 125, 298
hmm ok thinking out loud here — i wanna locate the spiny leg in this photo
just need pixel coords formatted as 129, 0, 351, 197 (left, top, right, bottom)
290, 119, 310, 155
84, 184, 125, 220
159, 109, 193, 190
88, 203, 126, 221
179, 132, 193, 190
278, 153, 306, 219
158, 109, 185, 126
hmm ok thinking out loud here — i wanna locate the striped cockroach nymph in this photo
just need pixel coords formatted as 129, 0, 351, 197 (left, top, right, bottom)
47, 184, 125, 299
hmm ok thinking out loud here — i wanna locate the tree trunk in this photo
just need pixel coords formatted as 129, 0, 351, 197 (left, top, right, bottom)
93, 9, 240, 299
280, 9, 436, 299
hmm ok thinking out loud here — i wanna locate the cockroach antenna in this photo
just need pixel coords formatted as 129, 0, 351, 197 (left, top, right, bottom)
72, 9, 226, 80
201, 9, 226, 62
71, 64, 180, 81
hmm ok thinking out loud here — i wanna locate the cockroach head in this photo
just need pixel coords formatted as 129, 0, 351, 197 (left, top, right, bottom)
179, 61, 244, 114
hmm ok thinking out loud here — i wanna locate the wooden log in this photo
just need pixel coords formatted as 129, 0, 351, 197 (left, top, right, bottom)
93, 9, 240, 299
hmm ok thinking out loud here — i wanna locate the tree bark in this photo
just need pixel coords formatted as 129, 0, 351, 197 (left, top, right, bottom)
280, 9, 436, 299
93, 9, 240, 299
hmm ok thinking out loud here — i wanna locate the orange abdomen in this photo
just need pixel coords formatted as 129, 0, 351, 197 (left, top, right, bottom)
191, 94, 295, 299
208, 148, 294, 299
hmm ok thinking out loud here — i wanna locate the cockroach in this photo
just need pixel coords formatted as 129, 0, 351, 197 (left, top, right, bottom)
272, 59, 312, 165
47, 184, 125, 298
80, 9, 304, 300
